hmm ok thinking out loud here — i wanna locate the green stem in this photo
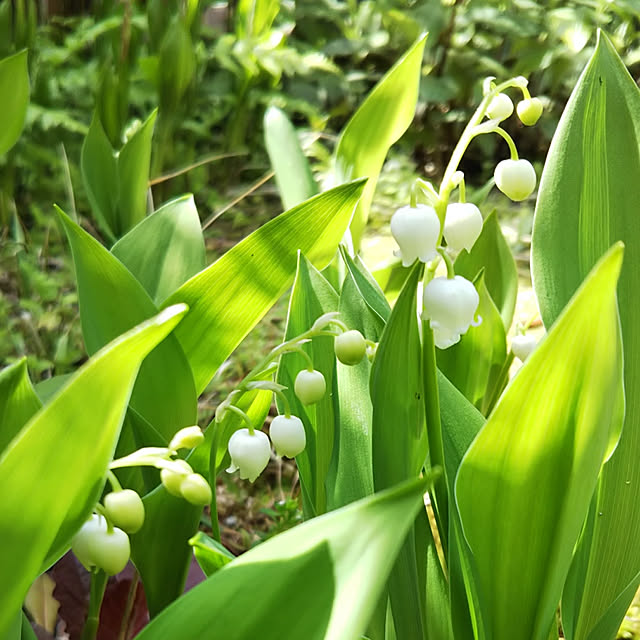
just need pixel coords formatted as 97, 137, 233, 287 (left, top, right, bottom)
225, 404, 255, 434
81, 570, 108, 640
422, 322, 448, 556
438, 249, 456, 278
494, 127, 519, 160
273, 388, 292, 418
106, 470, 122, 492
482, 351, 515, 416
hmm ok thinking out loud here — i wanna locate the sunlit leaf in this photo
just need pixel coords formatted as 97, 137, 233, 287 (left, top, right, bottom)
456, 244, 624, 640
531, 32, 640, 640
264, 106, 318, 210
335, 36, 427, 250
134, 476, 432, 640
0, 305, 187, 638
0, 358, 41, 457
163, 180, 366, 394
0, 49, 29, 156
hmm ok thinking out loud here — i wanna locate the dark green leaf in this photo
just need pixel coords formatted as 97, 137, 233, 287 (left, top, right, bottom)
0, 49, 29, 156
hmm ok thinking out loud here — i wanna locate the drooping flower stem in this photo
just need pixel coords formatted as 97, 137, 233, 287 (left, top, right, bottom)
81, 569, 108, 640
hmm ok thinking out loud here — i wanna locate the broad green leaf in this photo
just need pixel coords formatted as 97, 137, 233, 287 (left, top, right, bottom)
190, 531, 235, 576
439, 371, 486, 640
0, 49, 29, 156
531, 33, 640, 640
454, 211, 518, 330
370, 264, 427, 639
340, 246, 390, 328
437, 272, 507, 410
236, 0, 279, 38
81, 110, 157, 241
57, 208, 197, 443
372, 259, 412, 303
264, 106, 318, 210
134, 476, 431, 640
455, 244, 624, 640
0, 358, 41, 456
130, 483, 202, 616
163, 179, 366, 395
334, 35, 427, 250
81, 112, 118, 241
0, 305, 187, 638
112, 194, 206, 304
278, 253, 338, 516
325, 264, 383, 510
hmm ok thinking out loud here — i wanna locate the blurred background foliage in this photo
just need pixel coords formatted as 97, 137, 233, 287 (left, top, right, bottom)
2, 0, 640, 377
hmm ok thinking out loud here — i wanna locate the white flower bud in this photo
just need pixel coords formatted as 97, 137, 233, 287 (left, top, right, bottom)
390, 204, 440, 267
494, 159, 536, 201
270, 415, 306, 458
335, 329, 367, 365
226, 428, 271, 482
180, 473, 212, 505
423, 276, 480, 349
161, 459, 193, 497
169, 425, 205, 451
103, 489, 145, 534
72, 514, 108, 570
511, 334, 537, 361
443, 203, 483, 252
486, 93, 514, 121
294, 369, 326, 405
87, 526, 131, 575
516, 98, 543, 126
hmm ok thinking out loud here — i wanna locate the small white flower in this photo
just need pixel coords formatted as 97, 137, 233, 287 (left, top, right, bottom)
226, 428, 271, 482
423, 276, 481, 349
294, 369, 326, 405
516, 98, 543, 126
270, 415, 306, 458
486, 93, 514, 121
443, 203, 483, 252
390, 204, 440, 267
494, 159, 536, 201
511, 334, 537, 361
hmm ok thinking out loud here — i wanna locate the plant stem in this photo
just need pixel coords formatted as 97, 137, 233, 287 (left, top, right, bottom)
81, 570, 108, 640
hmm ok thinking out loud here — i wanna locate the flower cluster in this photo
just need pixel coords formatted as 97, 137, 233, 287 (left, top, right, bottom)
389, 74, 542, 350
221, 314, 372, 483
71, 425, 213, 575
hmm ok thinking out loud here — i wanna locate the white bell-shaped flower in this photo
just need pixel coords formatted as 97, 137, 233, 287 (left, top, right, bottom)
516, 98, 543, 126
494, 159, 536, 201
486, 93, 514, 121
226, 428, 271, 482
511, 334, 537, 361
294, 369, 326, 405
443, 203, 483, 252
270, 415, 306, 458
390, 204, 440, 267
423, 276, 480, 349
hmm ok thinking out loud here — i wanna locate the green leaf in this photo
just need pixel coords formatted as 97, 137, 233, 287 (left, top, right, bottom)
0, 358, 41, 457
0, 49, 29, 156
335, 35, 426, 250
264, 106, 318, 210
278, 253, 338, 516
134, 476, 431, 640
437, 271, 507, 410
163, 179, 366, 395
81, 110, 157, 240
112, 194, 206, 305
57, 207, 197, 444
531, 33, 640, 640
455, 244, 625, 640
325, 263, 382, 510
0, 305, 187, 638
454, 211, 518, 330
130, 483, 202, 616
370, 264, 427, 639
190, 531, 235, 576
236, 0, 280, 38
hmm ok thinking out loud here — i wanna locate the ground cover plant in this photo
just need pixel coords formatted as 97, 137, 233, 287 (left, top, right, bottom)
4, 5, 640, 640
